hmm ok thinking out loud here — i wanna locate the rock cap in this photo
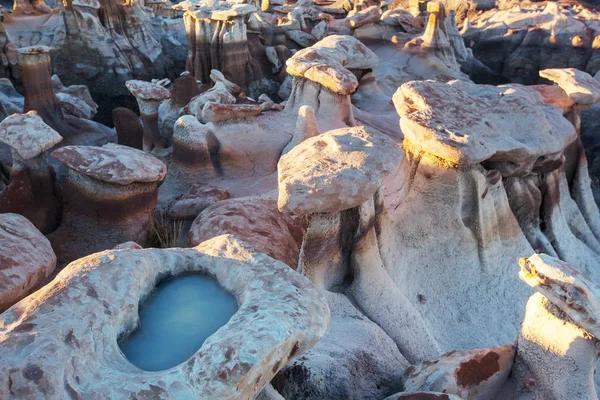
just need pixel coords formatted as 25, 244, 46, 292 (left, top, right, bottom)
0, 111, 62, 159
125, 80, 171, 102
278, 125, 401, 214
539, 68, 600, 106
394, 80, 576, 168
51, 143, 167, 185
286, 35, 378, 95
520, 254, 600, 339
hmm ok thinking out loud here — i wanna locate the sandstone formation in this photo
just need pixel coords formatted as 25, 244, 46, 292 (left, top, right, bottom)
183, 1, 275, 98
507, 254, 600, 399
1, 0, 600, 399
3, 0, 187, 114
14, 45, 116, 146
0, 235, 329, 399
462, 2, 600, 84
49, 143, 166, 265
0, 111, 62, 233
126, 79, 171, 151
0, 213, 56, 312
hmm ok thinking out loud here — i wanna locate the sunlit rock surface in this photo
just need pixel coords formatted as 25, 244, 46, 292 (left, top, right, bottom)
0, 235, 329, 399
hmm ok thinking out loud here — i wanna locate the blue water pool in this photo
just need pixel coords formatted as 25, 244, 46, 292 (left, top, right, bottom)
119, 273, 238, 371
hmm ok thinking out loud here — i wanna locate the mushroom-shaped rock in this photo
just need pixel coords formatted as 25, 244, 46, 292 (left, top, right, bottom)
125, 79, 171, 152
286, 35, 378, 95
210, 69, 243, 97
0, 235, 330, 399
509, 254, 600, 399
416, 2, 458, 70
184, 2, 268, 98
0, 112, 62, 233
278, 125, 402, 214
0, 111, 62, 162
48, 143, 166, 265
394, 80, 576, 175
189, 197, 303, 268
520, 254, 600, 337
402, 345, 515, 399
17, 46, 75, 137
539, 68, 600, 107
0, 213, 56, 311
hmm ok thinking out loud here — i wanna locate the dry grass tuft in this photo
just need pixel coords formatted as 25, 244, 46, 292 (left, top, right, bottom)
146, 212, 184, 249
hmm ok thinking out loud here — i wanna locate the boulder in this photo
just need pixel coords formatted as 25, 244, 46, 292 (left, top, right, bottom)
126, 80, 171, 152
169, 183, 231, 220
0, 213, 56, 312
189, 197, 303, 268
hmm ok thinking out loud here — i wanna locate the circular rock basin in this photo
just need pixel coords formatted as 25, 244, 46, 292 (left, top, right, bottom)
119, 273, 238, 371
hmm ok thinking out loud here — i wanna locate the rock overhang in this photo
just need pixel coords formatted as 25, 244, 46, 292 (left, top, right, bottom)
286, 35, 379, 95
394, 80, 577, 173
0, 111, 63, 160
51, 143, 167, 185
277, 125, 402, 214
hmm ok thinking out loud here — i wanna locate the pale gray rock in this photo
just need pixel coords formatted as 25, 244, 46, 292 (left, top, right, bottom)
286, 35, 378, 95
506, 254, 600, 400
0, 235, 330, 399
278, 125, 402, 214
394, 80, 576, 173
540, 68, 600, 106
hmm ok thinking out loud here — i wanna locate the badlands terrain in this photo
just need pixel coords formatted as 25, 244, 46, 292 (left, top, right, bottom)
1, 0, 600, 398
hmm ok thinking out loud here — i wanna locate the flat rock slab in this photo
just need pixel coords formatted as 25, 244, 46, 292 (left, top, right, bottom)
0, 213, 56, 311
125, 80, 170, 101
0, 235, 329, 399
394, 80, 576, 166
51, 143, 167, 185
539, 68, 600, 106
278, 125, 401, 214
0, 111, 62, 159
187, 2, 256, 20
286, 35, 378, 95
